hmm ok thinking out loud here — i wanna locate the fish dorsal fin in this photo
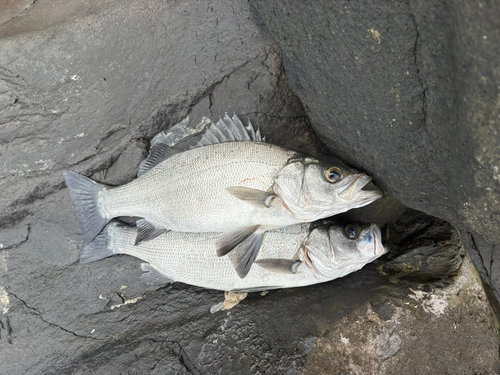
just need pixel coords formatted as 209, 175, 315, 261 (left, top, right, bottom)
139, 263, 174, 284
138, 140, 182, 177
192, 113, 264, 149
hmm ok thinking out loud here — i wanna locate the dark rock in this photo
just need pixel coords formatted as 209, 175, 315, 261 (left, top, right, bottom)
249, 0, 500, 299
0, 0, 499, 373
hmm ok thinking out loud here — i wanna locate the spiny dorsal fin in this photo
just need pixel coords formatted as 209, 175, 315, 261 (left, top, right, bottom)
192, 113, 264, 149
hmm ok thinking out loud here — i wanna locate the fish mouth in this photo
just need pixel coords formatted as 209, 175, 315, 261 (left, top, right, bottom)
372, 224, 386, 256
358, 224, 386, 257
338, 174, 382, 203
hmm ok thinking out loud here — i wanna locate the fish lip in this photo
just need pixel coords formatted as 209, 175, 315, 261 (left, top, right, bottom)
338, 174, 374, 200
354, 188, 383, 205
372, 224, 386, 256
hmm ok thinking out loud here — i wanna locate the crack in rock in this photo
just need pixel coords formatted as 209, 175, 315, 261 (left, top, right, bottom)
0, 224, 30, 251
0, 316, 12, 344
8, 291, 100, 341
408, 3, 427, 126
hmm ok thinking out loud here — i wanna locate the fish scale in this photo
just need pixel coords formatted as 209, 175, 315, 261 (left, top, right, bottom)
102, 141, 299, 231
82, 220, 386, 292
102, 223, 327, 291
64, 113, 382, 277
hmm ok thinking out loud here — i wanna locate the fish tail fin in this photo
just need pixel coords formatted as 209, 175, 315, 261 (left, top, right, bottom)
79, 225, 115, 263
63, 171, 110, 245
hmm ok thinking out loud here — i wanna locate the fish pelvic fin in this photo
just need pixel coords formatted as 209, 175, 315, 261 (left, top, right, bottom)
139, 263, 174, 285
135, 219, 168, 245
64, 171, 110, 245
216, 225, 260, 257
254, 259, 302, 274
227, 231, 265, 279
79, 224, 115, 263
226, 186, 277, 208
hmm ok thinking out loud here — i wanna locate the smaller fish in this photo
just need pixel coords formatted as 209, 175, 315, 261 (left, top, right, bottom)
80, 220, 386, 293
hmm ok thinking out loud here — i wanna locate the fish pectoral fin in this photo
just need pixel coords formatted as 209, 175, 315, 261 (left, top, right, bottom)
139, 263, 174, 285
226, 187, 277, 208
135, 219, 168, 245
137, 142, 181, 177
254, 259, 302, 274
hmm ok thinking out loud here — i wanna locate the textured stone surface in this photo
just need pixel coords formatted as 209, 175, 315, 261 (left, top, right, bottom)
249, 0, 500, 298
0, 0, 499, 373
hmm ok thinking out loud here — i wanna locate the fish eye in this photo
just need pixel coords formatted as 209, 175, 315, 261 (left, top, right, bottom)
325, 166, 342, 183
345, 224, 359, 239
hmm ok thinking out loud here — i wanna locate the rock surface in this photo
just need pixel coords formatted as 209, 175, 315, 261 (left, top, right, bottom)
249, 0, 500, 300
0, 0, 499, 373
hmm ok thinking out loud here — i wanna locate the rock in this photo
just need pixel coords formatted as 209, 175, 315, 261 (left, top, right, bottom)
0, 0, 499, 373
249, 0, 500, 299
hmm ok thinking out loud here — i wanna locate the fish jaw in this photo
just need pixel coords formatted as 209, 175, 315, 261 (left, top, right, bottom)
357, 224, 386, 257
329, 174, 383, 212
338, 174, 380, 201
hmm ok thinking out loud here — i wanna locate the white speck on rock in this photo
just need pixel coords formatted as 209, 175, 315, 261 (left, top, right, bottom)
110, 296, 143, 310
340, 334, 350, 346
0, 286, 10, 314
35, 159, 55, 171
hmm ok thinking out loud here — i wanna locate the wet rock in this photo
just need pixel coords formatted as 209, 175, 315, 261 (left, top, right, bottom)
304, 257, 500, 375
2, 192, 498, 374
0, 0, 499, 373
249, 0, 500, 299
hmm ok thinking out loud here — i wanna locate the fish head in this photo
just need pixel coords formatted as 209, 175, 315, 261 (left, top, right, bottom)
301, 221, 386, 279
274, 159, 383, 221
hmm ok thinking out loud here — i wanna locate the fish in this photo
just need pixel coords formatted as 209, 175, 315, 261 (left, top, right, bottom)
64, 113, 382, 277
80, 219, 386, 292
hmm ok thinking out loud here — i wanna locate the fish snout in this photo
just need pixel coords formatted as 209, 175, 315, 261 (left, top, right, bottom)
338, 174, 374, 200
358, 224, 386, 257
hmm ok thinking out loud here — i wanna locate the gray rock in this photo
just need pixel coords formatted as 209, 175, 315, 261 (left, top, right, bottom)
0, 0, 499, 373
249, 0, 500, 298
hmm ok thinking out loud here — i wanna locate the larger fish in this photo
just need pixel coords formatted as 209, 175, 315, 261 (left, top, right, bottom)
64, 114, 382, 277
81, 220, 386, 292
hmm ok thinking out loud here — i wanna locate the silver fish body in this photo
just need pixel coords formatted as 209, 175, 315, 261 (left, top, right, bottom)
103, 141, 300, 232
82, 221, 386, 292
64, 114, 382, 277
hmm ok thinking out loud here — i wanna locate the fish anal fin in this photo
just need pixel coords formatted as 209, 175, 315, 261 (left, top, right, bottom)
135, 219, 167, 245
227, 231, 265, 279
139, 263, 174, 285
254, 259, 302, 274
226, 187, 276, 208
